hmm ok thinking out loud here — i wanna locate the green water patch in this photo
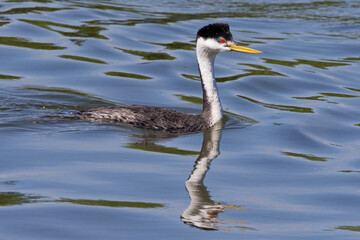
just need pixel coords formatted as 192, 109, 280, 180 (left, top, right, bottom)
263, 58, 350, 69
23, 86, 95, 98
296, 95, 325, 101
293, 89, 360, 104
105, 71, 152, 80
0, 36, 65, 50
125, 142, 199, 156
0, 192, 164, 208
181, 74, 200, 81
296, 92, 360, 104
217, 65, 286, 82
336, 225, 360, 232
293, 95, 338, 104
282, 151, 329, 162
0, 192, 43, 206
79, 3, 142, 14
20, 19, 107, 39
181, 64, 285, 83
58, 198, 164, 208
346, 87, 360, 93
144, 41, 195, 51
115, 47, 175, 61
319, 92, 359, 98
238, 95, 313, 113
0, 21, 10, 26
0, 6, 68, 15
60, 55, 107, 64
340, 57, 360, 62
175, 94, 202, 105
0, 74, 22, 80
339, 170, 360, 173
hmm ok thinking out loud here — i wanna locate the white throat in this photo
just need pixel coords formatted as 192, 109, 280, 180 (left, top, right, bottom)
196, 38, 223, 126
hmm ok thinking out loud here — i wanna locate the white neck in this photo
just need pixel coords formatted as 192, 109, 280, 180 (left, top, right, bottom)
196, 39, 223, 127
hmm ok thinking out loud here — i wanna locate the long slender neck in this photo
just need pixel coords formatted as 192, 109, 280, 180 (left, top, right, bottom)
196, 43, 223, 127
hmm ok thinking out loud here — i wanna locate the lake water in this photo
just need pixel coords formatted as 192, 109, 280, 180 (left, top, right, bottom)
1, 0, 360, 239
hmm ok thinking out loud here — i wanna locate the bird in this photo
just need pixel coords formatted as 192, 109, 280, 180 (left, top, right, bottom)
80, 23, 261, 133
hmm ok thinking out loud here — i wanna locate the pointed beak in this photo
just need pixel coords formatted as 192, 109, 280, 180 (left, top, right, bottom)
227, 43, 261, 54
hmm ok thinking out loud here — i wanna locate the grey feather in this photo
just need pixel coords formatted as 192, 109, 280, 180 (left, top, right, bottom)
80, 106, 208, 133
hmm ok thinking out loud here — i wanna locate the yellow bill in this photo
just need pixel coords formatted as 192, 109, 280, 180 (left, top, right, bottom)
228, 45, 262, 54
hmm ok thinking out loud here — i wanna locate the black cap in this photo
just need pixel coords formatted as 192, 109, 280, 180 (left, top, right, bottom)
196, 23, 233, 41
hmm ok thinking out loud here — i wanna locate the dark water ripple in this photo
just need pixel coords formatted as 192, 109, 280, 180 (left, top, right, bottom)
0, 0, 360, 239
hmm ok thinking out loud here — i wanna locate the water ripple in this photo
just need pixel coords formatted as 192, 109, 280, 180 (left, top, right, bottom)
0, 36, 65, 49
0, 0, 360, 239
238, 95, 314, 113
22, 19, 107, 39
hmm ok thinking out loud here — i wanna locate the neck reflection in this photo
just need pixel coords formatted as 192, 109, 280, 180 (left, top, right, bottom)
181, 122, 224, 230
181, 122, 248, 231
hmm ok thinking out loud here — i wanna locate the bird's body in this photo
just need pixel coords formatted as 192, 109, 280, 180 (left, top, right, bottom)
81, 23, 260, 133
81, 106, 208, 133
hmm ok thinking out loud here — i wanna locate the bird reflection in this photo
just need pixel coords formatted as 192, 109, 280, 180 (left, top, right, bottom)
181, 122, 246, 230
113, 122, 250, 231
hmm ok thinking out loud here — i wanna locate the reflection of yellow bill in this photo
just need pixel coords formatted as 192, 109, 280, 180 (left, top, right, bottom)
228, 45, 262, 53
224, 205, 246, 210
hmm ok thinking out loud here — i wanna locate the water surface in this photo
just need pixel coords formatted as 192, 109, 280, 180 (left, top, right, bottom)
1, 0, 360, 239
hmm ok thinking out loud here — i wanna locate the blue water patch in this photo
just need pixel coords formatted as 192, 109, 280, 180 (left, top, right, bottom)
0, 0, 360, 239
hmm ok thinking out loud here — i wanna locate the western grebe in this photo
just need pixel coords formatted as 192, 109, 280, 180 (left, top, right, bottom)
81, 23, 261, 133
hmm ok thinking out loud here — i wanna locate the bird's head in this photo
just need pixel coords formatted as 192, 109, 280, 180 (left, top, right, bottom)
196, 23, 261, 56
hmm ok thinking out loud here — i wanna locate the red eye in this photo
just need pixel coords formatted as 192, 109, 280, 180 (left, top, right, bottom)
220, 38, 226, 43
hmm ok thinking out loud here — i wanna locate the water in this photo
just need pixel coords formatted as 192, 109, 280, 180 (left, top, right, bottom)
1, 0, 360, 239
